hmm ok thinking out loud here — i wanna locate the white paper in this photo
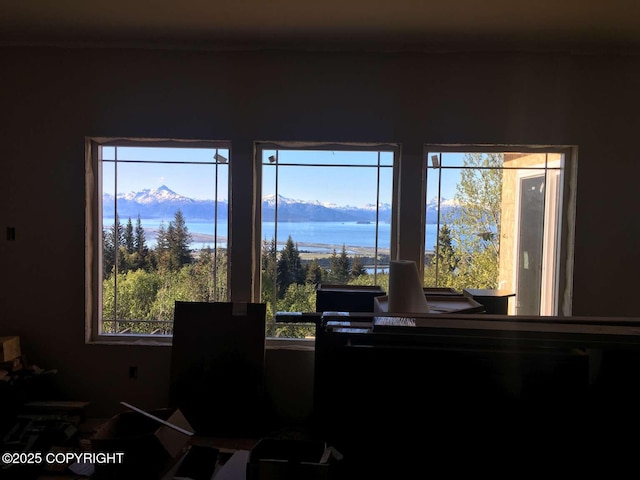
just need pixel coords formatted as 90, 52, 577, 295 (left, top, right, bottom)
387, 260, 430, 314
214, 450, 250, 480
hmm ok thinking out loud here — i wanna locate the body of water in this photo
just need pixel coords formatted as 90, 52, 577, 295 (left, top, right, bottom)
103, 218, 440, 254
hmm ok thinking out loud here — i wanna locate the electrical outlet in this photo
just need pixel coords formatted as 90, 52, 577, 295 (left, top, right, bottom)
129, 366, 138, 379
7, 227, 15, 241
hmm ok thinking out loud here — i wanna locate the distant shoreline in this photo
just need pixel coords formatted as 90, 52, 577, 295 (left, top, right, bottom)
139, 227, 392, 257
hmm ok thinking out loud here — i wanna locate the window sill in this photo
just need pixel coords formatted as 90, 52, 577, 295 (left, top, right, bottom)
86, 335, 315, 350
86, 335, 173, 347
266, 337, 315, 351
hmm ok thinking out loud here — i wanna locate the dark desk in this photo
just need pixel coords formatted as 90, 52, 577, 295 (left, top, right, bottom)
311, 312, 640, 477
463, 288, 515, 314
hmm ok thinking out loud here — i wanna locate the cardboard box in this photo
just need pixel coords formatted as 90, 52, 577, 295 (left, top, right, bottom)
0, 336, 20, 362
247, 438, 342, 480
91, 407, 193, 478
170, 301, 267, 437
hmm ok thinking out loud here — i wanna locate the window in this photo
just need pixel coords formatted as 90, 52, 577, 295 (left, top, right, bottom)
424, 146, 576, 316
254, 142, 399, 339
86, 138, 230, 342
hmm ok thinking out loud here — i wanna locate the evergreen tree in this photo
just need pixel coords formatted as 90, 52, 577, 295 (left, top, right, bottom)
277, 236, 304, 298
134, 215, 146, 253
104, 215, 125, 276
336, 245, 351, 283
133, 214, 149, 270
168, 209, 193, 269
327, 246, 350, 283
166, 222, 176, 268
124, 217, 135, 254
306, 258, 325, 285
351, 255, 367, 278
156, 220, 169, 250
261, 238, 278, 319
102, 229, 115, 279
262, 238, 278, 274
155, 220, 171, 271
328, 249, 340, 282
108, 214, 125, 249
431, 224, 459, 286
154, 210, 192, 271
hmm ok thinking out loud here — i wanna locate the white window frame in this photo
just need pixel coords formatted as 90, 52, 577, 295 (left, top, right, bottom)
85, 137, 232, 345
253, 141, 400, 343
423, 144, 577, 317
513, 160, 562, 315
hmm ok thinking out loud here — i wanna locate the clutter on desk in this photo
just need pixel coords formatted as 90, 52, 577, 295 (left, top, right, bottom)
247, 437, 343, 480
91, 403, 193, 479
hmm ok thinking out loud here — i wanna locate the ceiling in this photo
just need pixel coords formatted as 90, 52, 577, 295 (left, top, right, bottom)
1, 0, 640, 52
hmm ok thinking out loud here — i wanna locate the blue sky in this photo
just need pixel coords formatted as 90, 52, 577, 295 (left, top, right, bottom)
102, 146, 230, 200
260, 149, 396, 207
102, 146, 461, 206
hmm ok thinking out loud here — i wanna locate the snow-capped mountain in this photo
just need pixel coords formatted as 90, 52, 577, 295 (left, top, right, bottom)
119, 185, 192, 204
103, 187, 454, 223
425, 196, 460, 224
103, 185, 221, 220
261, 193, 392, 222
263, 194, 341, 210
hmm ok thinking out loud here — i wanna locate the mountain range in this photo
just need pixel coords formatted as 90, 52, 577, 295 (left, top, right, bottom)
103, 185, 456, 223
